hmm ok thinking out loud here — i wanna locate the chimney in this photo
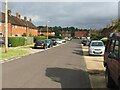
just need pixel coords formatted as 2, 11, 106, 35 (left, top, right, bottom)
29, 18, 32, 22
8, 10, 11, 16
24, 16, 27, 21
16, 12, 19, 18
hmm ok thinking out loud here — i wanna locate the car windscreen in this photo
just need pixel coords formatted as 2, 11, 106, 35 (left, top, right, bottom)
91, 42, 104, 46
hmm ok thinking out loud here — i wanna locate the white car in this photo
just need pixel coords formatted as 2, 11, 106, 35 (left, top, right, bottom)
61, 39, 66, 43
56, 39, 62, 44
88, 40, 105, 55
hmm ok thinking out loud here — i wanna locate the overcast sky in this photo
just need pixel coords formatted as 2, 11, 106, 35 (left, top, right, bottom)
1, 2, 118, 29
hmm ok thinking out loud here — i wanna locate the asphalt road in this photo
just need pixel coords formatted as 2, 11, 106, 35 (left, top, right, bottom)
2, 39, 91, 88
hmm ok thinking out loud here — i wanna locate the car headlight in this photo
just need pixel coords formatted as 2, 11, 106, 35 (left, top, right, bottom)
90, 47, 94, 50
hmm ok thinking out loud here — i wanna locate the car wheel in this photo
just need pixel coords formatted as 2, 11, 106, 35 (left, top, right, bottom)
43, 46, 45, 49
48, 45, 50, 48
34, 45, 37, 49
105, 67, 116, 88
43, 46, 47, 49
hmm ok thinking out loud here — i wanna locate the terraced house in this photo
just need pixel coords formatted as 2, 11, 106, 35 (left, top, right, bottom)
0, 10, 38, 37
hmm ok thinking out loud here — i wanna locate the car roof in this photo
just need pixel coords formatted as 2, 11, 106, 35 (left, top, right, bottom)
109, 32, 120, 38
91, 40, 103, 42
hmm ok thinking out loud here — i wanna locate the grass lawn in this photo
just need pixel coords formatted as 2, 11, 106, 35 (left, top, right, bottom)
0, 48, 30, 61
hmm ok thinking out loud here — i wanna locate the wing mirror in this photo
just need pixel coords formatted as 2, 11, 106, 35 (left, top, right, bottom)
108, 53, 116, 59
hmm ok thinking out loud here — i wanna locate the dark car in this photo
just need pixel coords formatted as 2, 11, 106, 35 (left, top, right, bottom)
104, 33, 120, 89
34, 40, 47, 49
81, 37, 90, 46
51, 38, 57, 45
0, 39, 4, 44
44, 39, 53, 48
0, 39, 11, 47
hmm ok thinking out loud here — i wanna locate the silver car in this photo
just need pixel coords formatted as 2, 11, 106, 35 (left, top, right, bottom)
88, 40, 105, 55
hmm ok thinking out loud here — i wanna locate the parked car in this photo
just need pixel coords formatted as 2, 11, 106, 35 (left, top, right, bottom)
81, 37, 90, 46
67, 37, 72, 41
56, 38, 62, 44
61, 38, 66, 43
104, 33, 120, 89
0, 39, 11, 47
34, 40, 47, 49
0, 39, 4, 45
51, 38, 57, 45
44, 39, 53, 48
88, 40, 105, 55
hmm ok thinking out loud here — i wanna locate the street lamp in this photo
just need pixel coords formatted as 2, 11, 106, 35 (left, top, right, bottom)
5, 0, 8, 53
46, 21, 50, 40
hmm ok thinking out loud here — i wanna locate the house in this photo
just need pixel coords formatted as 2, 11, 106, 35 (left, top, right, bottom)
0, 10, 38, 37
38, 27, 55, 36
100, 21, 118, 37
75, 31, 89, 38
62, 31, 71, 37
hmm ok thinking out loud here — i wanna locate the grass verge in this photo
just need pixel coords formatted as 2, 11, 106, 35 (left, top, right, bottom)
0, 48, 30, 61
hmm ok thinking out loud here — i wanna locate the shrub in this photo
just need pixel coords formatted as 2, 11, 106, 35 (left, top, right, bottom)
8, 37, 25, 47
33, 36, 47, 42
91, 33, 104, 40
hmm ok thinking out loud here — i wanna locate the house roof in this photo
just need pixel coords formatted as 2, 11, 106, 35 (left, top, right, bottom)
0, 12, 37, 30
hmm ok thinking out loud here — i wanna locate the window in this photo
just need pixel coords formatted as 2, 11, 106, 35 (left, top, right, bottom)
0, 32, 3, 37
91, 42, 104, 46
109, 39, 119, 59
109, 39, 115, 53
12, 25, 14, 28
15, 25, 17, 29
114, 40, 119, 58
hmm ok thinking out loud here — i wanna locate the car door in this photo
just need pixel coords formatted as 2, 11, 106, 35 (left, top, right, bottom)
107, 39, 119, 83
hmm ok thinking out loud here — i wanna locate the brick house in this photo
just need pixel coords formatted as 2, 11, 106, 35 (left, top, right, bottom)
38, 28, 55, 36
62, 31, 71, 37
0, 10, 38, 37
100, 21, 118, 37
75, 31, 89, 38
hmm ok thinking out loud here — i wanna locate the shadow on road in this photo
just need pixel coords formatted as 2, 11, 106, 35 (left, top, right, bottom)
46, 67, 91, 89
87, 69, 105, 76
72, 50, 83, 56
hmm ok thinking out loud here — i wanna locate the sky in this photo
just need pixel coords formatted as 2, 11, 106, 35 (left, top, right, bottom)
1, 1, 118, 29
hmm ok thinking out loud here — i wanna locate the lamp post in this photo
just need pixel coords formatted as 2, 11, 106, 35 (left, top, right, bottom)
46, 21, 50, 40
5, 0, 8, 53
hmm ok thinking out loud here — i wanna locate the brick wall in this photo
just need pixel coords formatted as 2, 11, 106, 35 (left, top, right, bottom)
11, 25, 26, 36
38, 32, 55, 36
29, 29, 38, 36
1, 22, 38, 37
75, 31, 87, 38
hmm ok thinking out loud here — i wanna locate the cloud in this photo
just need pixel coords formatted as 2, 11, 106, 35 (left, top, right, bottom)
6, 2, 118, 29
1, 0, 119, 2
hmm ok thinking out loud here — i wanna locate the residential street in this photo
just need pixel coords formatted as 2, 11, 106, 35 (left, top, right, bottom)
2, 39, 106, 88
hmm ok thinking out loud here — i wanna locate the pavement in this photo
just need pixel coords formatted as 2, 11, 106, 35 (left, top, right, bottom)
2, 39, 107, 89
82, 45, 106, 88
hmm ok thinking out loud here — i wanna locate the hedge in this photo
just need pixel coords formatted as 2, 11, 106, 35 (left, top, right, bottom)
33, 36, 47, 42
8, 37, 25, 47
25, 37, 33, 45
91, 33, 104, 40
